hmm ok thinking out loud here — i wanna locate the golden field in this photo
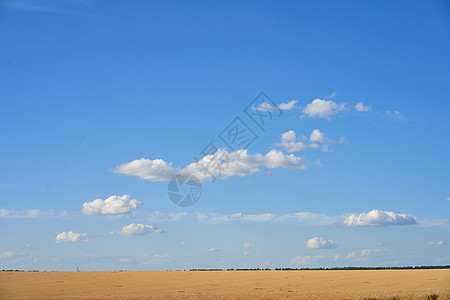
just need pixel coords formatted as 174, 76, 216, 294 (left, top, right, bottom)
1, 269, 449, 299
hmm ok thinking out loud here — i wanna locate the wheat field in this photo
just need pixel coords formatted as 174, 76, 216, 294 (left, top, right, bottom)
1, 269, 449, 299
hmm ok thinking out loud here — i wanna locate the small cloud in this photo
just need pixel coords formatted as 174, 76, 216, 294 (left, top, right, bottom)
306, 237, 338, 249
253, 101, 276, 112
179, 241, 186, 245
82, 195, 142, 216
386, 110, 401, 117
208, 248, 218, 252
117, 223, 163, 236
343, 210, 417, 227
428, 241, 446, 246
345, 249, 383, 261
244, 242, 255, 249
447, 197, 450, 201
55, 231, 89, 243
301, 99, 345, 120
253, 100, 298, 112
324, 92, 337, 99
278, 100, 298, 111
354, 102, 371, 112
309, 129, 326, 143
334, 253, 340, 261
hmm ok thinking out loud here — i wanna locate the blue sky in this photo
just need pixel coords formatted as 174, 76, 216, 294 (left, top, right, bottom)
0, 0, 449, 271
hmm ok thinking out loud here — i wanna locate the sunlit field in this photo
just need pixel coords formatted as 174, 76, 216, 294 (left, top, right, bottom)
1, 269, 449, 299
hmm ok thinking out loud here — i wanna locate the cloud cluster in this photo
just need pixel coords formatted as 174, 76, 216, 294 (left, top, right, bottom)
114, 149, 305, 182
306, 237, 338, 249
276, 130, 318, 152
276, 129, 339, 153
343, 210, 417, 227
302, 99, 345, 119
55, 231, 89, 243
117, 223, 163, 236
82, 195, 142, 216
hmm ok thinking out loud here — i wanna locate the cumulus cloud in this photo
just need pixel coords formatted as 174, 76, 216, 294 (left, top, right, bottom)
55, 231, 89, 243
306, 237, 338, 249
302, 99, 345, 119
82, 195, 142, 216
114, 149, 305, 182
244, 242, 255, 249
428, 241, 446, 246
354, 102, 371, 112
0, 209, 65, 218
343, 210, 417, 227
117, 223, 163, 236
253, 100, 298, 112
208, 248, 218, 252
276, 130, 318, 153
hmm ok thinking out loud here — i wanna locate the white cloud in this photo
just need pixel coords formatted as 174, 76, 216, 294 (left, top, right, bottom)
276, 130, 318, 153
244, 242, 255, 249
0, 251, 25, 261
302, 99, 345, 119
253, 100, 298, 112
278, 100, 298, 110
180, 241, 186, 245
447, 197, 450, 201
345, 249, 383, 261
428, 241, 446, 246
343, 210, 417, 227
306, 237, 338, 249
82, 195, 142, 216
354, 102, 371, 112
114, 149, 305, 182
0, 209, 65, 218
253, 101, 276, 112
309, 129, 326, 143
55, 231, 89, 243
117, 223, 163, 236
208, 248, 218, 252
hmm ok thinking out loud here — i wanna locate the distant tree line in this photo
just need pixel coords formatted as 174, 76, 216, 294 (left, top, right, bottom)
2, 265, 449, 272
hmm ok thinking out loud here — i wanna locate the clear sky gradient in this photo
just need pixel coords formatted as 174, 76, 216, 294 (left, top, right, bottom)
0, 0, 449, 271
